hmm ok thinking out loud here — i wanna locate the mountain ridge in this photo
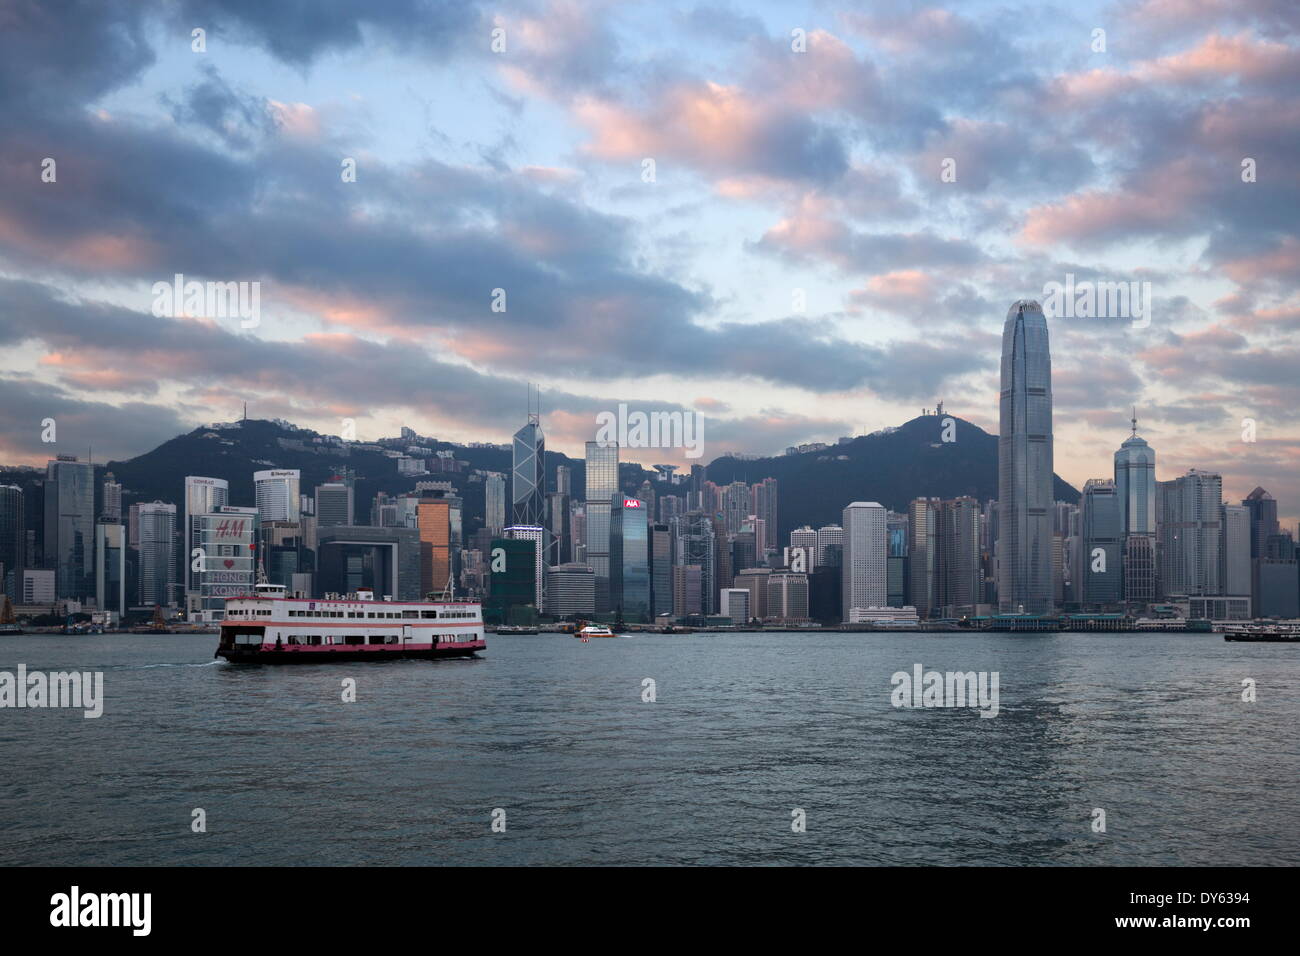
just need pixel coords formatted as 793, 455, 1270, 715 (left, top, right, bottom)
6, 415, 1079, 542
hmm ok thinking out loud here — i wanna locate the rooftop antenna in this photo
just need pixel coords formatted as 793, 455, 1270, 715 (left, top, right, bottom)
1131, 406, 1138, 437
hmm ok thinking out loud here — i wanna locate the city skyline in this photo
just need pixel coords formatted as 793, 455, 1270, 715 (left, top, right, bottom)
0, 2, 1298, 530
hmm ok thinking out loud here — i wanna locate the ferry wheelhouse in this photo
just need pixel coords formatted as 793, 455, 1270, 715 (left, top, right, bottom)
215, 584, 485, 663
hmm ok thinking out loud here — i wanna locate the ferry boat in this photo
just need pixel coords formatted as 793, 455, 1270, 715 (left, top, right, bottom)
575, 623, 617, 639
215, 584, 485, 663
1223, 624, 1300, 643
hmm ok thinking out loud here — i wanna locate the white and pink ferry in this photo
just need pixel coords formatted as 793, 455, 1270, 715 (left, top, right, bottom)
215, 583, 485, 664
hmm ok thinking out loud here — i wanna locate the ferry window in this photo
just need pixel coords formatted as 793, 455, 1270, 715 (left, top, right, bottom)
422, 611, 437, 619
402, 610, 418, 619
345, 635, 364, 645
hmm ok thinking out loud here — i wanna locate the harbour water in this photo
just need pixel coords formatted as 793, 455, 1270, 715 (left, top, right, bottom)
1, 631, 1296, 866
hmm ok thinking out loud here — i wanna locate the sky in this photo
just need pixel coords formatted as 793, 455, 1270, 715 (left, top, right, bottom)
1, 0, 1298, 525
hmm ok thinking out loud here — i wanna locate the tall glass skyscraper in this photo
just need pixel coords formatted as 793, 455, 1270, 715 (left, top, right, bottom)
44, 456, 95, 600
1114, 414, 1156, 605
512, 418, 545, 527
609, 496, 650, 622
997, 300, 1054, 614
585, 440, 618, 612
0, 484, 24, 600
1080, 479, 1123, 607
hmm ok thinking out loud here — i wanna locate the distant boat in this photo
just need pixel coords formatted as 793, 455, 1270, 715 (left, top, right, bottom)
1224, 625, 1300, 643
0, 595, 22, 635
148, 605, 172, 634
575, 623, 617, 639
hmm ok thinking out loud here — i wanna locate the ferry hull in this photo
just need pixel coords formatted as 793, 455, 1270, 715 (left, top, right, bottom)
216, 641, 486, 664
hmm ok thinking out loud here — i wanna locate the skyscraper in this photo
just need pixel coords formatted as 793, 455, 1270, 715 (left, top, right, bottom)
184, 476, 229, 601
254, 470, 301, 522
1114, 413, 1155, 536
907, 497, 939, 617
95, 520, 126, 617
44, 456, 95, 601
609, 496, 650, 622
750, 477, 778, 554
841, 501, 886, 621
504, 524, 546, 609
936, 497, 982, 616
1243, 487, 1280, 615
418, 496, 451, 597
1158, 470, 1223, 598
101, 473, 122, 522
1220, 503, 1252, 606
0, 484, 24, 600
673, 511, 715, 615
997, 300, 1054, 614
649, 522, 673, 620
512, 417, 545, 527
138, 501, 177, 606
484, 472, 507, 534
585, 440, 618, 612
315, 482, 354, 528
722, 481, 749, 535
815, 524, 844, 569
1080, 479, 1122, 607
1113, 414, 1156, 607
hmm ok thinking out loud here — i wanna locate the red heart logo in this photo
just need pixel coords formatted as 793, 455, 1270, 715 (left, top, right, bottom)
224, 559, 235, 569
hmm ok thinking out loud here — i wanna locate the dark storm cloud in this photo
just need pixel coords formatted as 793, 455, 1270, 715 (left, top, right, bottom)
0, 376, 189, 463
0, 0, 155, 109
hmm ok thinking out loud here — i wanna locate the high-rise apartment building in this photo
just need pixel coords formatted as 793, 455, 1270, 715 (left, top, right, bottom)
750, 478, 778, 554
1158, 470, 1223, 598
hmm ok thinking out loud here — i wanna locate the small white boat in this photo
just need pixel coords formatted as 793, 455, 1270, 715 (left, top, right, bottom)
575, 623, 617, 639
